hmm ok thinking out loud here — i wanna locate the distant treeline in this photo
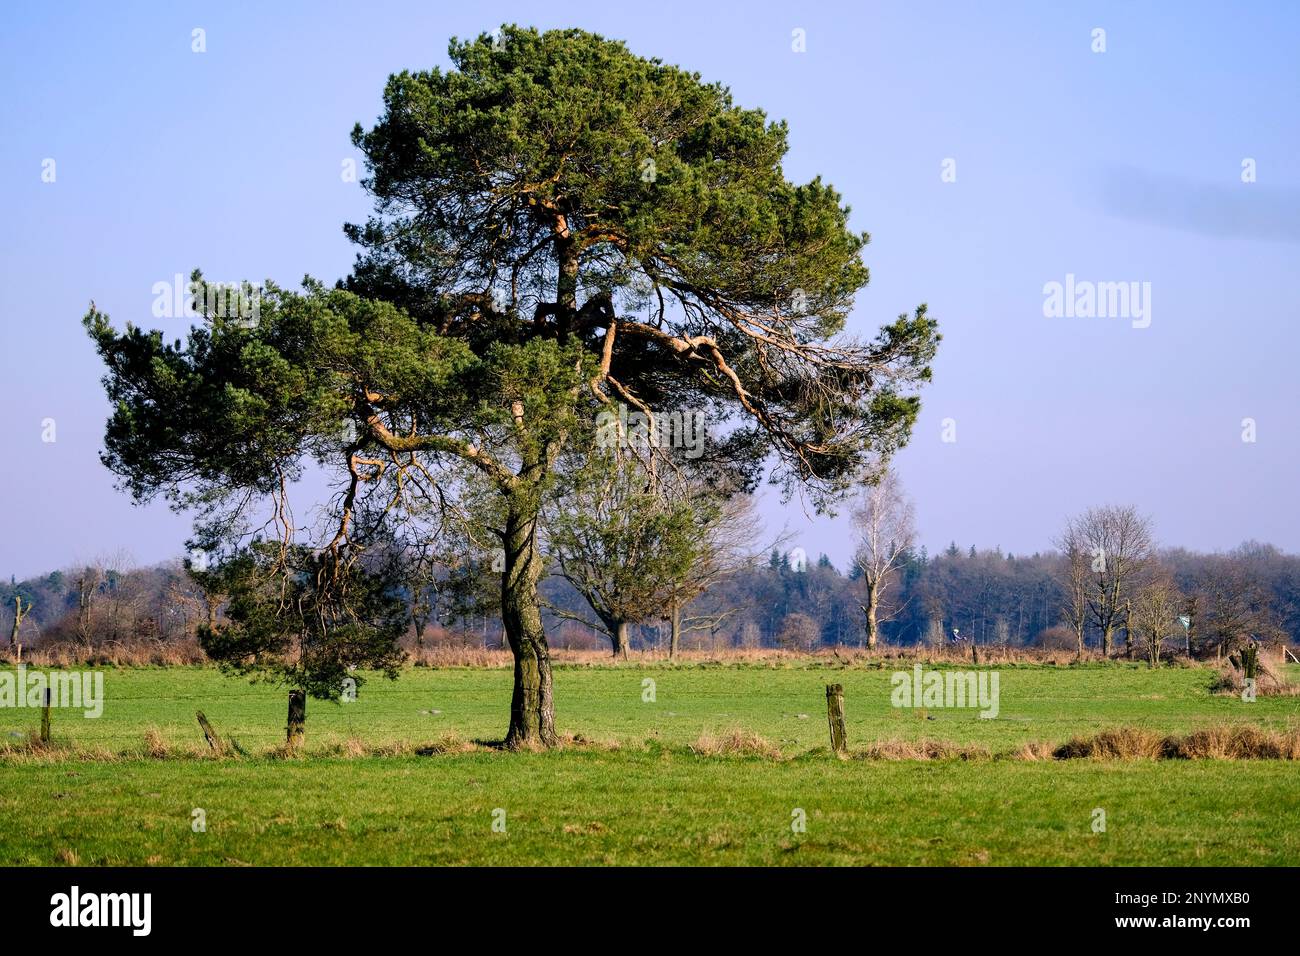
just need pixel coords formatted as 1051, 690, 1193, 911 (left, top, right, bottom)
3, 540, 1295, 658
545, 540, 1296, 655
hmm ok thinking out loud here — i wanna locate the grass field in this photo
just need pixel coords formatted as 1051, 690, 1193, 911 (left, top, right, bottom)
2, 660, 1299, 865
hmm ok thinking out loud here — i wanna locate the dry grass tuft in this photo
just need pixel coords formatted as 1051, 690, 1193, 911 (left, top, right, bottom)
1209, 664, 1300, 697
265, 742, 306, 760
1166, 725, 1300, 760
407, 644, 510, 668
1049, 724, 1300, 761
560, 733, 623, 752
340, 737, 369, 758
143, 727, 170, 759
412, 734, 485, 756
1008, 740, 1058, 761
361, 739, 420, 758
0, 736, 114, 764
1053, 726, 1167, 760
19, 639, 208, 667
690, 727, 783, 759
854, 738, 991, 761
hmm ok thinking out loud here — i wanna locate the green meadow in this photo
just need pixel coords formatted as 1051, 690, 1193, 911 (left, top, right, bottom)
2, 662, 1298, 865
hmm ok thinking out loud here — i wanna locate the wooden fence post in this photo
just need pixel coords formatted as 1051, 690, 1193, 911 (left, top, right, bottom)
286, 690, 306, 750
196, 711, 225, 754
826, 683, 847, 754
40, 687, 52, 744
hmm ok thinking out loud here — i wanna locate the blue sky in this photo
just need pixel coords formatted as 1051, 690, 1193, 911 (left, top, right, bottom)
2, 0, 1298, 578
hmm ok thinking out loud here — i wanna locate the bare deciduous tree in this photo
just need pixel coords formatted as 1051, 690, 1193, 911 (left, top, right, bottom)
1055, 524, 1091, 659
1067, 505, 1153, 656
659, 491, 764, 658
776, 612, 820, 652
1130, 565, 1182, 666
546, 454, 712, 658
73, 563, 103, 651
1193, 553, 1284, 659
851, 470, 915, 649
8, 595, 32, 662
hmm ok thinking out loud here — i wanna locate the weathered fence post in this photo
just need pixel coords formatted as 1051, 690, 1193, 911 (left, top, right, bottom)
286, 690, 306, 750
825, 683, 847, 754
196, 711, 225, 754
40, 687, 52, 744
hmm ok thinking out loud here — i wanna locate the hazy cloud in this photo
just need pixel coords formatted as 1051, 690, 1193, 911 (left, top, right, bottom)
1092, 167, 1300, 243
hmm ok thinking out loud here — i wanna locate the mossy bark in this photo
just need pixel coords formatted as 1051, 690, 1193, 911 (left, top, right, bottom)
825, 683, 847, 754
501, 498, 558, 749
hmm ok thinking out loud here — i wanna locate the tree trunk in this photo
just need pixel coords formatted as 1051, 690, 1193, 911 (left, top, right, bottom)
286, 689, 305, 750
668, 600, 681, 659
78, 581, 93, 651
864, 580, 879, 649
555, 236, 579, 340
610, 620, 630, 659
1074, 623, 1084, 660
1101, 625, 1112, 657
8, 597, 22, 663
501, 497, 558, 749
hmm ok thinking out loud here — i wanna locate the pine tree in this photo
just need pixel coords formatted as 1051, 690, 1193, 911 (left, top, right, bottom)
84, 27, 937, 747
